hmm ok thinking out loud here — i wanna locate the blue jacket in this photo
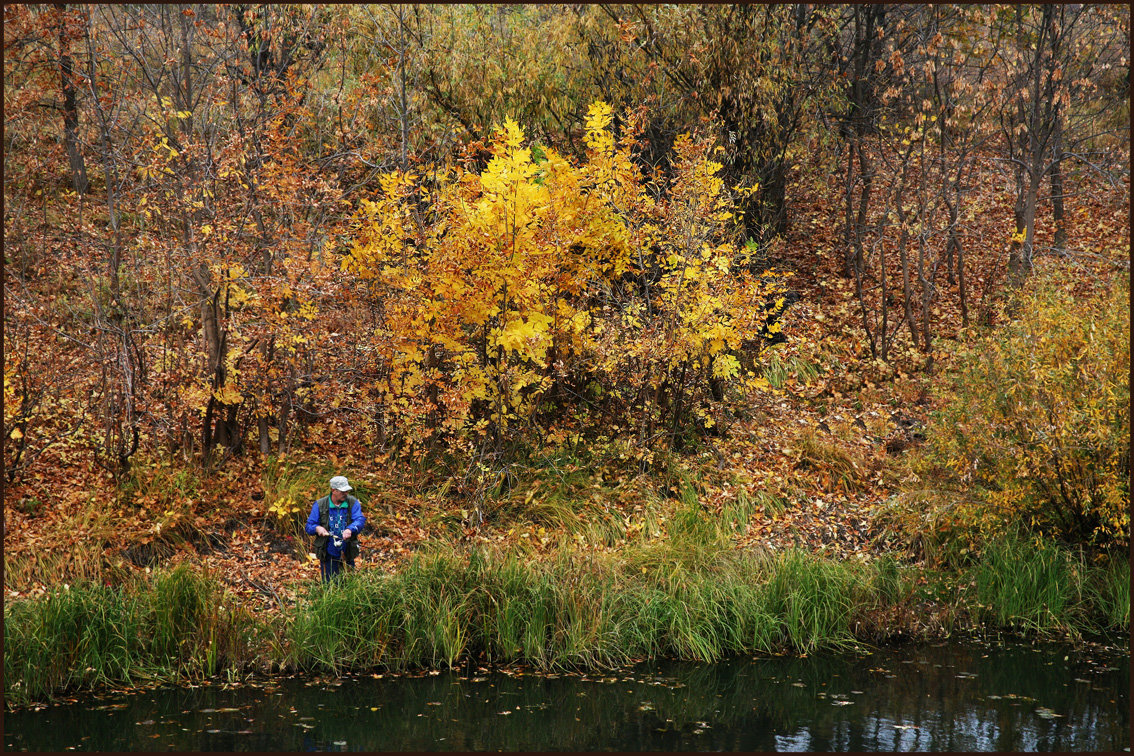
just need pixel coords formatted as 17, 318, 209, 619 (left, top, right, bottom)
306, 494, 366, 561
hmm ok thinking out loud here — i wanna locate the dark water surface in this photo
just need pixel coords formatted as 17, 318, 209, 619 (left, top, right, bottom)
5, 638, 1128, 751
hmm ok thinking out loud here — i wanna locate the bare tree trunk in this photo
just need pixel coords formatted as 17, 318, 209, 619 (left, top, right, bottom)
842, 140, 856, 278
917, 232, 933, 365
56, 3, 88, 194
944, 184, 968, 327
1008, 4, 1057, 287
1007, 161, 1030, 285
897, 226, 917, 347
397, 3, 410, 171
894, 169, 918, 348
1011, 147, 1044, 285
879, 228, 889, 361
1050, 107, 1067, 249
916, 137, 933, 362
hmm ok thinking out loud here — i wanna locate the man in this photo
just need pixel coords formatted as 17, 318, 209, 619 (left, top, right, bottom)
306, 475, 366, 582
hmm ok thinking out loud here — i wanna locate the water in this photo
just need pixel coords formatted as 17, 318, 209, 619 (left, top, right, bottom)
5, 639, 1128, 751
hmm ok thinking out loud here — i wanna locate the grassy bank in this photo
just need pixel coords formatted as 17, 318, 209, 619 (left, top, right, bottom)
3, 566, 266, 707
288, 544, 872, 673
5, 535, 1127, 707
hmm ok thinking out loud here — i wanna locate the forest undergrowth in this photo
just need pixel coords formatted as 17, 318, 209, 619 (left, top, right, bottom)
5, 153, 1129, 708
5, 3, 1130, 710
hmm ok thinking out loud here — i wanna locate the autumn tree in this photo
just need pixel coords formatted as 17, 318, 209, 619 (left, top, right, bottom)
580, 4, 842, 243
3, 4, 367, 474
998, 4, 1128, 285
345, 104, 792, 502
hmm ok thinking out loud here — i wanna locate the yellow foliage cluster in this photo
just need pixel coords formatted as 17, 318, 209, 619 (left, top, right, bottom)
917, 275, 1129, 548
346, 102, 789, 449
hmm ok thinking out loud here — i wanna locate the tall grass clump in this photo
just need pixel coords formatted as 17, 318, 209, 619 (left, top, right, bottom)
4, 565, 254, 706
288, 552, 474, 672
887, 274, 1129, 555
1083, 553, 1130, 630
794, 429, 868, 494
4, 582, 143, 705
147, 566, 250, 677
290, 540, 879, 675
261, 455, 340, 537
760, 549, 865, 652
970, 537, 1075, 633
763, 353, 820, 389
967, 535, 1130, 637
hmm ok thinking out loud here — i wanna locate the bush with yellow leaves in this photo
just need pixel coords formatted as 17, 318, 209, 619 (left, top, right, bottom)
345, 102, 789, 458
901, 274, 1129, 552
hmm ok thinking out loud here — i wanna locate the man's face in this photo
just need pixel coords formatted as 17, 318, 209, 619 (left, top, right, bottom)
331, 489, 348, 504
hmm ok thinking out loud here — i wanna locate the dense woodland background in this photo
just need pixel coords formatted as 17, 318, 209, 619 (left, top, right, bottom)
3, 4, 1129, 598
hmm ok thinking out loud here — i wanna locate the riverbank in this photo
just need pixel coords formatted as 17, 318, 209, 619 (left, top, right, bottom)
5, 531, 1127, 709
5, 187, 1127, 711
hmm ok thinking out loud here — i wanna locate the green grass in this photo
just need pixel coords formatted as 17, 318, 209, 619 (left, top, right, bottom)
1084, 553, 1131, 630
3, 565, 256, 706
288, 541, 873, 675
751, 489, 789, 517
763, 353, 821, 389
967, 535, 1130, 637
7, 534, 1128, 707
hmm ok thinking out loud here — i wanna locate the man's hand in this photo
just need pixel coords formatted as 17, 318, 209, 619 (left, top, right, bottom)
342, 529, 352, 540
315, 526, 329, 537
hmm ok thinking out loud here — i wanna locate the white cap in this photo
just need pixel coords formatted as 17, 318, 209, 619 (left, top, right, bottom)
329, 475, 352, 492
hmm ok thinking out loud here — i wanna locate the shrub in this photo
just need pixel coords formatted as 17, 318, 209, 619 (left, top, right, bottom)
344, 103, 794, 461
900, 275, 1129, 550
262, 456, 335, 535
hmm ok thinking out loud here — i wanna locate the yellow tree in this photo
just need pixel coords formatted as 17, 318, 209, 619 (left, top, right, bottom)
347, 103, 792, 475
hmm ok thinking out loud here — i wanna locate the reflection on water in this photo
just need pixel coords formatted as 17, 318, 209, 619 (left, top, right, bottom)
4, 638, 1128, 751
